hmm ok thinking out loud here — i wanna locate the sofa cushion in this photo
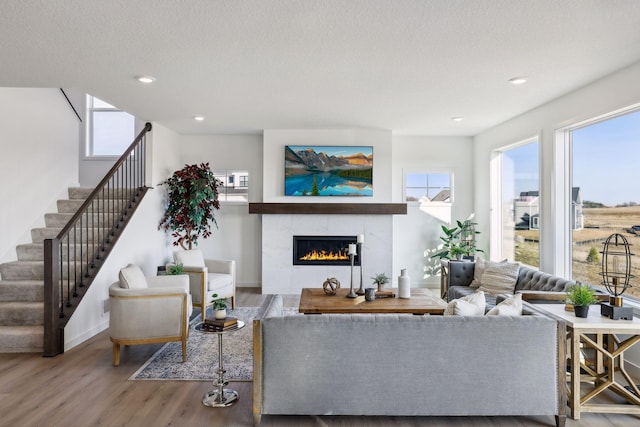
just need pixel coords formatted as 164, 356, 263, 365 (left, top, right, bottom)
444, 291, 486, 316
174, 249, 206, 267
119, 264, 147, 289
487, 293, 523, 316
470, 258, 508, 288
477, 262, 520, 295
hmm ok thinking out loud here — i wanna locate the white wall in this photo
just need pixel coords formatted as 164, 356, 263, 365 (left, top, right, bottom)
392, 135, 474, 287
0, 88, 80, 264
171, 134, 264, 287
473, 59, 640, 377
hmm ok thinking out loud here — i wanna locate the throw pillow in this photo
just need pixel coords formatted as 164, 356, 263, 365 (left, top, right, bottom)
119, 264, 147, 289
487, 293, 523, 316
444, 291, 486, 316
174, 249, 206, 267
477, 261, 520, 296
470, 258, 507, 288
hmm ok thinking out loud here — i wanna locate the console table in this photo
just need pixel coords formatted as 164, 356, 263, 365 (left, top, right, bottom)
195, 320, 245, 407
535, 304, 640, 419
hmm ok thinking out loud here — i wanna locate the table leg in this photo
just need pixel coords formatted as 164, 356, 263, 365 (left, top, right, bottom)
202, 333, 239, 407
570, 329, 581, 419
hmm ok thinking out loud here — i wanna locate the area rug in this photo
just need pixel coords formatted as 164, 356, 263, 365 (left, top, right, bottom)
129, 306, 298, 382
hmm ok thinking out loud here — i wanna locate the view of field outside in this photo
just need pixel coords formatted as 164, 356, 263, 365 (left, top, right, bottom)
572, 111, 640, 299
512, 111, 640, 299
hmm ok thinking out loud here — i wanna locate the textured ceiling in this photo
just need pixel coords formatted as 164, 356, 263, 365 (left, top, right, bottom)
2, 0, 640, 136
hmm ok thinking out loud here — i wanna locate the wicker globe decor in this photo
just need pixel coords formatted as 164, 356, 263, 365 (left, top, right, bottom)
600, 233, 635, 320
322, 277, 341, 295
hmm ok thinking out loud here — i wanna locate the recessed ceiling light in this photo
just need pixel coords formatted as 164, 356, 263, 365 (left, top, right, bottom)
135, 75, 156, 84
451, 117, 464, 122
508, 76, 528, 85
193, 116, 205, 121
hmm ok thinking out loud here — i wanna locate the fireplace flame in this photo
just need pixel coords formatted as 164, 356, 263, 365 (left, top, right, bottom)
300, 249, 349, 261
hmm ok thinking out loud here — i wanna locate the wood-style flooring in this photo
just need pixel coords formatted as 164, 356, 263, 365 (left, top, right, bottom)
0, 288, 638, 427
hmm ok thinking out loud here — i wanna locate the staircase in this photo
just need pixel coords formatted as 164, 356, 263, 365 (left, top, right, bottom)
0, 188, 111, 352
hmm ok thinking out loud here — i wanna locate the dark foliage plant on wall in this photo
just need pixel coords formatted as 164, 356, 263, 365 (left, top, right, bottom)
158, 163, 221, 250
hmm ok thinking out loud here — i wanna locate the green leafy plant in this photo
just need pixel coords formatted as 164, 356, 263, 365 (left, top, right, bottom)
167, 263, 184, 275
432, 215, 483, 260
158, 163, 221, 250
370, 273, 390, 286
566, 282, 598, 306
211, 293, 231, 310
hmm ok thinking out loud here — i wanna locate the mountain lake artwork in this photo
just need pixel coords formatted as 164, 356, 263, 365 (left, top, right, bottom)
285, 145, 373, 196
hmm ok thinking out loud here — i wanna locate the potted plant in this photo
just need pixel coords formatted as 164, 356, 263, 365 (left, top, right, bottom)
158, 163, 222, 250
566, 282, 598, 318
167, 263, 184, 275
432, 214, 483, 261
211, 293, 231, 319
371, 273, 390, 292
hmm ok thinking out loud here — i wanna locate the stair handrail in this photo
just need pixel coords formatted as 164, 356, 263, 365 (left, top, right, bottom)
44, 122, 152, 357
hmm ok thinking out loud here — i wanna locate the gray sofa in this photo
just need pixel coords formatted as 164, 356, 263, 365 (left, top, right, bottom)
444, 260, 581, 307
253, 294, 566, 427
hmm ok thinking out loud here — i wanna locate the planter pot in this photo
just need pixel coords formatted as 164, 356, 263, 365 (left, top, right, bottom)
574, 305, 589, 318
377, 283, 385, 292
214, 308, 227, 320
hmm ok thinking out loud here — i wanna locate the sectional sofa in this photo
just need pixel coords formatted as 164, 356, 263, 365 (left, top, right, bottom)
252, 294, 566, 426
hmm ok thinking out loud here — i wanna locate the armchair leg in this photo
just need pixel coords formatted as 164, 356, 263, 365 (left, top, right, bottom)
201, 302, 207, 321
231, 295, 236, 309
181, 338, 187, 362
112, 342, 121, 366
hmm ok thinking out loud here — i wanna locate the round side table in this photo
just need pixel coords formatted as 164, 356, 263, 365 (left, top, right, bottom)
194, 320, 245, 407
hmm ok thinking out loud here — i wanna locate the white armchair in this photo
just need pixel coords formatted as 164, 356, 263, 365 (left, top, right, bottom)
171, 249, 236, 321
109, 264, 192, 366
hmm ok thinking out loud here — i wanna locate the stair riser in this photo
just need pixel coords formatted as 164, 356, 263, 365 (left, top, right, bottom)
0, 304, 43, 326
68, 187, 140, 200
0, 282, 43, 302
0, 328, 43, 353
0, 264, 86, 281
31, 228, 111, 243
57, 199, 131, 213
45, 212, 130, 227
17, 244, 102, 261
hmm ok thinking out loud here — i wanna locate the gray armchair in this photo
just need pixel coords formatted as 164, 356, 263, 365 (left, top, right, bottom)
171, 249, 236, 321
109, 264, 192, 366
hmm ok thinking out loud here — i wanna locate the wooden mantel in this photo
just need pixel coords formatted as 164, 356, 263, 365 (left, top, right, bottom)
248, 202, 407, 215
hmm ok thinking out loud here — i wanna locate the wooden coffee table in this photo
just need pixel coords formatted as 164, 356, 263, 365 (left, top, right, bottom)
298, 287, 446, 315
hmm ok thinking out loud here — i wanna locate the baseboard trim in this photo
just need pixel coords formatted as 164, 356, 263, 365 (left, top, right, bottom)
64, 319, 109, 352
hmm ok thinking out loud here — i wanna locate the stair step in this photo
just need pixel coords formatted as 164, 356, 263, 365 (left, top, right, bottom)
68, 187, 95, 200
57, 198, 131, 214
0, 280, 43, 302
68, 187, 140, 200
0, 261, 95, 281
0, 302, 43, 326
17, 243, 102, 261
0, 326, 43, 352
31, 227, 112, 243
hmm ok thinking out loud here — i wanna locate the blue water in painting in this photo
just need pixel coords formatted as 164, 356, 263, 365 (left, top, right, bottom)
285, 172, 372, 196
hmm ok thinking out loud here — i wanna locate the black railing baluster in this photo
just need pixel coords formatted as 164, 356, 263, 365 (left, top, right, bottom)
43, 123, 151, 357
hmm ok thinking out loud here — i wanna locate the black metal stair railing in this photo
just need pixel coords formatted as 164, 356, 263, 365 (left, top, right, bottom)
43, 122, 152, 357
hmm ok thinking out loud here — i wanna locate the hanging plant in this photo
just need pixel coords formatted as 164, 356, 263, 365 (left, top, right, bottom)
158, 163, 221, 249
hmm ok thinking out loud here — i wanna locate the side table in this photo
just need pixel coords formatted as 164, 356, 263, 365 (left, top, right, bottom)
194, 320, 245, 407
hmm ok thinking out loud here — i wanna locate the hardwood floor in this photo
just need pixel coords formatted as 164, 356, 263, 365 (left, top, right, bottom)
0, 288, 638, 427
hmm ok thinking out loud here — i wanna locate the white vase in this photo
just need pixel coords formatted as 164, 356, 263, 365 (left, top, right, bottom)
398, 269, 410, 299
214, 308, 227, 319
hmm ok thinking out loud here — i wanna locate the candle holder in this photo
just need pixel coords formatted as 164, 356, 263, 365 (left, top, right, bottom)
346, 253, 358, 298
356, 242, 365, 295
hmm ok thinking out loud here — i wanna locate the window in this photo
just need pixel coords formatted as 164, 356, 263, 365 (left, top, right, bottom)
213, 170, 249, 202
570, 109, 640, 299
86, 95, 135, 157
495, 139, 540, 267
404, 173, 452, 203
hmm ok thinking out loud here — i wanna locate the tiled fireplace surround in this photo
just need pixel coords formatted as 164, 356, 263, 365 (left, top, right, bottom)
261, 214, 393, 294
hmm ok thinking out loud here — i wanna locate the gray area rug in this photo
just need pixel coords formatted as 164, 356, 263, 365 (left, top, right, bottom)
129, 306, 297, 382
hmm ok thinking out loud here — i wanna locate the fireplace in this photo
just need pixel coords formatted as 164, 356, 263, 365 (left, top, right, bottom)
293, 235, 361, 266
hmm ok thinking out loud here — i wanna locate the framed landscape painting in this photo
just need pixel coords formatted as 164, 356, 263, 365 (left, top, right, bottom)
285, 145, 373, 196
